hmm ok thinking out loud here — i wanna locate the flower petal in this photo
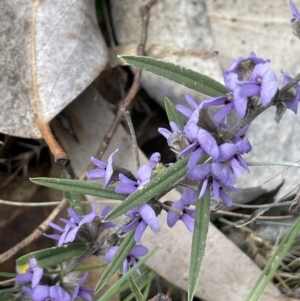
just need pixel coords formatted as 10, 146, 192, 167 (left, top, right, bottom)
198, 129, 219, 160
139, 204, 159, 231
181, 213, 195, 232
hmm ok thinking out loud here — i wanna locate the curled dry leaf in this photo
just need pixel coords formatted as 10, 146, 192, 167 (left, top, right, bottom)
0, 0, 107, 163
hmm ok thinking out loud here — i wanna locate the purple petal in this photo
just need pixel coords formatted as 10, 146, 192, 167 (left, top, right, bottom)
236, 138, 252, 154
236, 154, 250, 172
87, 169, 106, 180
211, 163, 235, 188
187, 163, 211, 181
181, 213, 195, 232
150, 152, 161, 168
285, 98, 299, 113
49, 285, 71, 301
167, 203, 181, 228
101, 206, 111, 218
119, 174, 137, 185
199, 179, 209, 199
137, 165, 152, 183
122, 219, 139, 233
135, 221, 148, 242
130, 245, 148, 257
198, 129, 219, 160
181, 188, 197, 207
122, 258, 129, 274
216, 143, 237, 162
260, 71, 278, 106
188, 148, 204, 170
199, 95, 227, 110
32, 267, 43, 288
139, 204, 159, 231
115, 184, 137, 194
31, 285, 50, 300
170, 121, 181, 132
179, 142, 198, 157
105, 246, 118, 262
212, 179, 220, 201
90, 157, 107, 169
230, 157, 244, 177
68, 207, 81, 224
214, 102, 234, 121
219, 190, 233, 207
183, 122, 199, 142
185, 94, 199, 109
176, 105, 193, 118
48, 222, 64, 233
158, 127, 172, 139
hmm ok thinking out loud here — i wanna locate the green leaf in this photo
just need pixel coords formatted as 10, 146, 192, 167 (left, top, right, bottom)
0, 293, 15, 301
61, 170, 83, 216
188, 188, 210, 301
105, 156, 189, 221
129, 276, 144, 301
97, 258, 155, 301
164, 97, 184, 130
16, 243, 87, 273
30, 178, 125, 201
246, 217, 300, 301
120, 56, 227, 97
94, 231, 136, 293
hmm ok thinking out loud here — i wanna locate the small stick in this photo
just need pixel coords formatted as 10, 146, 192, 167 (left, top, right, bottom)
79, 0, 157, 180
39, 122, 70, 166
122, 108, 140, 169
0, 199, 68, 264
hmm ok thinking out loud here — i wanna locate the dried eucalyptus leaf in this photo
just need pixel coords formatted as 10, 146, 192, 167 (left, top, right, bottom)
0, 0, 107, 138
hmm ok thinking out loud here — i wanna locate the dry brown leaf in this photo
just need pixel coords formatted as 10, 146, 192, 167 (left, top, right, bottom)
0, 0, 107, 139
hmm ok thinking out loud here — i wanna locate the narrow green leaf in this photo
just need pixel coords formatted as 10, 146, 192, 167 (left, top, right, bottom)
94, 231, 136, 293
188, 188, 210, 301
61, 170, 83, 215
105, 156, 189, 221
0, 271, 16, 278
16, 243, 87, 273
246, 217, 300, 301
164, 97, 184, 130
97, 262, 154, 301
120, 56, 227, 97
0, 293, 15, 301
129, 276, 144, 301
30, 178, 125, 201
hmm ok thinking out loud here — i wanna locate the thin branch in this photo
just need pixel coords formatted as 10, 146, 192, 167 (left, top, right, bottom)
212, 210, 294, 220
0, 199, 121, 207
79, 0, 157, 180
247, 161, 300, 168
0, 199, 68, 264
231, 201, 293, 209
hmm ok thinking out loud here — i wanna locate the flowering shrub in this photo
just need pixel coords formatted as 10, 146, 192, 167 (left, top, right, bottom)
8, 1, 300, 301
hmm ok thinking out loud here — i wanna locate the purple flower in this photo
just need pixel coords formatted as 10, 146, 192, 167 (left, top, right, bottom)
16, 258, 43, 289
71, 273, 93, 301
105, 245, 148, 275
45, 205, 114, 245
188, 163, 236, 206
87, 149, 119, 188
236, 62, 278, 107
122, 203, 159, 242
158, 122, 190, 154
23, 285, 71, 301
115, 164, 152, 194
167, 188, 197, 232
215, 138, 252, 177
280, 71, 300, 114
